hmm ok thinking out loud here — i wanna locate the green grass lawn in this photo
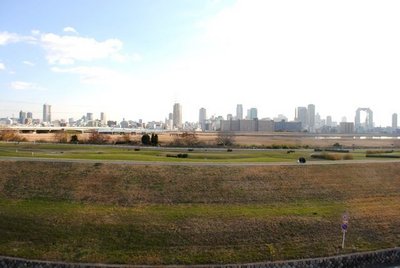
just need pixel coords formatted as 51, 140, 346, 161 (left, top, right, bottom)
1, 198, 398, 265
0, 142, 389, 163
0, 161, 399, 264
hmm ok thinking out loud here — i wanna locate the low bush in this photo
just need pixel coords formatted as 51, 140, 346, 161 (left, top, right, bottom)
166, 153, 189, 158
366, 150, 394, 154
366, 154, 400, 158
311, 152, 353, 160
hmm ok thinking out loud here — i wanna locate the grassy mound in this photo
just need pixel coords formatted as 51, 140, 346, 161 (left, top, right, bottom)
0, 161, 399, 264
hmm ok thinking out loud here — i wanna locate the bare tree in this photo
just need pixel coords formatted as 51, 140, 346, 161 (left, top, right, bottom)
88, 131, 110, 144
54, 131, 69, 143
216, 132, 236, 146
171, 132, 199, 147
0, 129, 25, 142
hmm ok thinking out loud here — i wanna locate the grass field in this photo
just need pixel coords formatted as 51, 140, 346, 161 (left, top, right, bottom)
0, 142, 381, 162
0, 161, 399, 264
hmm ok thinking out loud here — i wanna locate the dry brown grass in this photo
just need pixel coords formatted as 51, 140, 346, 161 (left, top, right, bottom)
1, 161, 399, 205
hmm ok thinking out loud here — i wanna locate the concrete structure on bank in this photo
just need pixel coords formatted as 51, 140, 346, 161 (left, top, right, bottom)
220, 119, 274, 132
339, 122, 355, 134
274, 121, 302, 132
0, 247, 399, 268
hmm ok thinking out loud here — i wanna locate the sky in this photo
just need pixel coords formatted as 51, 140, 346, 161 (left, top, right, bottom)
1, 0, 400, 126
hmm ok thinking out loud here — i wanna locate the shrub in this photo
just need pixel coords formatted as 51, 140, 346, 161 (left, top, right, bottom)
70, 135, 79, 144
366, 150, 394, 154
166, 153, 189, 158
311, 153, 353, 160
141, 134, 151, 145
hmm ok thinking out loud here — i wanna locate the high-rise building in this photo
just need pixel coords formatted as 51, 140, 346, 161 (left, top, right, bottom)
247, 108, 258, 120
227, 114, 233, 120
355, 108, 373, 132
307, 104, 315, 132
392, 113, 398, 129
43, 104, 51, 123
295, 107, 308, 129
27, 112, 33, 119
173, 103, 182, 129
19, 110, 27, 124
199, 108, 207, 131
100, 112, 107, 125
86, 113, 93, 122
339, 122, 354, 134
236, 104, 243, 120
326, 116, 332, 127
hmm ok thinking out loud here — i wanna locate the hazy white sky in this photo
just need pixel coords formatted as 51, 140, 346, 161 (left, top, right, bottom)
1, 0, 399, 126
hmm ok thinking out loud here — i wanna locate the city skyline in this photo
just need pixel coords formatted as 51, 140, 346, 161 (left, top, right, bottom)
1, 1, 400, 126
5, 101, 400, 130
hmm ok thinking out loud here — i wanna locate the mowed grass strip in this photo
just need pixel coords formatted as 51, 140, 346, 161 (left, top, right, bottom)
0, 143, 340, 162
0, 161, 400, 264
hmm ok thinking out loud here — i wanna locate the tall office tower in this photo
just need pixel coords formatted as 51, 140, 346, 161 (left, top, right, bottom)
392, 113, 398, 129
295, 107, 308, 129
100, 112, 107, 125
168, 113, 173, 120
173, 103, 182, 129
199, 108, 207, 131
236, 104, 243, 120
27, 112, 33, 119
86, 113, 93, 122
326, 116, 332, 127
227, 114, 233, 120
43, 104, 51, 123
247, 108, 258, 120
19, 111, 27, 124
307, 104, 315, 132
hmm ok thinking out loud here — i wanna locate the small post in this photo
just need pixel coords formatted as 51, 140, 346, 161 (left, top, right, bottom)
341, 212, 349, 249
341, 230, 346, 249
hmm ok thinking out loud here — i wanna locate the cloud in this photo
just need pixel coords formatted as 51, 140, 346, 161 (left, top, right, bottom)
10, 81, 44, 91
1, 29, 140, 66
0, 62, 5, 70
0, 31, 22, 45
0, 31, 36, 45
51, 66, 129, 85
40, 33, 125, 65
23, 61, 35, 66
63, 27, 78, 34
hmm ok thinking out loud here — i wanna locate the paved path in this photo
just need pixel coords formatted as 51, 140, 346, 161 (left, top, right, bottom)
1, 156, 400, 166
